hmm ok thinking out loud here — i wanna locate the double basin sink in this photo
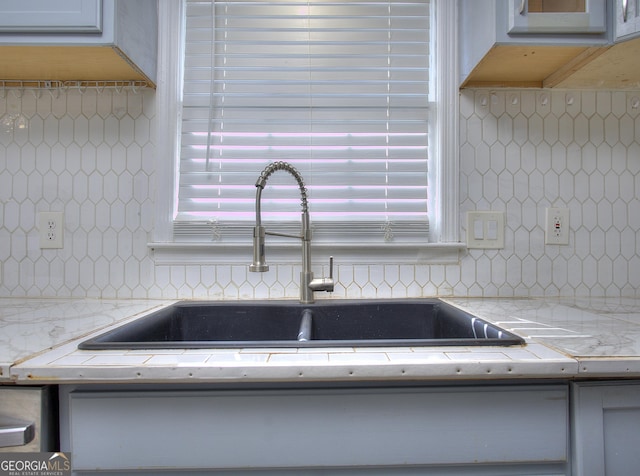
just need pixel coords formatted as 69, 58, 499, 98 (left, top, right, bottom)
79, 299, 524, 349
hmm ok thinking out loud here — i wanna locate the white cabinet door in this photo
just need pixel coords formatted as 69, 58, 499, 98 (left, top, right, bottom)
0, 0, 102, 33
615, 0, 640, 40
508, 0, 607, 34
572, 381, 640, 476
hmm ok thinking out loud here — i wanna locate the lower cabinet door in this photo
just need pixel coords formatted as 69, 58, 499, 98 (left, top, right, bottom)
68, 385, 568, 472
572, 381, 640, 476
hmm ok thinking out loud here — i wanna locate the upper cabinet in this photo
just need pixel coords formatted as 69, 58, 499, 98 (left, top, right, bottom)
459, 0, 609, 88
460, 0, 640, 89
0, 0, 157, 88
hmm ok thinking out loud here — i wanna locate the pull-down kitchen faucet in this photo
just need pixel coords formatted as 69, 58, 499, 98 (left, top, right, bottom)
249, 161, 334, 304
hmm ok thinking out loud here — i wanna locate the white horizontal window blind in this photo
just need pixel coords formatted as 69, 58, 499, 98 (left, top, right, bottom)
176, 0, 431, 243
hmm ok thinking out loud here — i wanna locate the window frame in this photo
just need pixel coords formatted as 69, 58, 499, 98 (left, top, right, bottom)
150, 0, 461, 265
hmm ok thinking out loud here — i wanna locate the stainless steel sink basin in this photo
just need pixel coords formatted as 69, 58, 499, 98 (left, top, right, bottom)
78, 299, 524, 349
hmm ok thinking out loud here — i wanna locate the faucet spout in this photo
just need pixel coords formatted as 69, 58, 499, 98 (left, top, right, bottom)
249, 161, 335, 304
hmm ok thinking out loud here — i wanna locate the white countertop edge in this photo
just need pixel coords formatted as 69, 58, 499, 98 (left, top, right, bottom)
576, 357, 640, 377
1, 362, 11, 380
11, 359, 579, 385
11, 322, 580, 384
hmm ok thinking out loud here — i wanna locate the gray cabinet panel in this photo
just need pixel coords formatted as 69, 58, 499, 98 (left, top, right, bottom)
603, 407, 640, 474
70, 468, 568, 476
572, 381, 640, 476
615, 0, 640, 40
508, 0, 607, 34
0, 0, 102, 33
68, 385, 568, 472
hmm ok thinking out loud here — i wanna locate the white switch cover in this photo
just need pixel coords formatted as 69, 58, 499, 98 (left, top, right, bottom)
545, 207, 570, 245
486, 220, 498, 240
466, 211, 505, 249
473, 219, 484, 240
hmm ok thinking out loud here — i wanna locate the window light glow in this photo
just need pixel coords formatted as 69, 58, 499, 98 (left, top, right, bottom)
177, 0, 431, 241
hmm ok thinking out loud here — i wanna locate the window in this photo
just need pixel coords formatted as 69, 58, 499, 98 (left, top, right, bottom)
152, 0, 460, 262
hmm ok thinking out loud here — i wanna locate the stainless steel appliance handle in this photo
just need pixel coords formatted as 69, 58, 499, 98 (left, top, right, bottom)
0, 417, 36, 447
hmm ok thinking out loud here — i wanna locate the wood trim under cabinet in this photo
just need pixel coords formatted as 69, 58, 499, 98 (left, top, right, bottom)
0, 45, 155, 88
543, 46, 610, 88
460, 45, 590, 89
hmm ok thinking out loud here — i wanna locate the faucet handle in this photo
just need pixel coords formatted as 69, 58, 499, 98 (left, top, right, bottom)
308, 256, 335, 294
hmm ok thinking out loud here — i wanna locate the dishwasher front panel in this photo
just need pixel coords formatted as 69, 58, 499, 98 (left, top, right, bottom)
0, 386, 56, 453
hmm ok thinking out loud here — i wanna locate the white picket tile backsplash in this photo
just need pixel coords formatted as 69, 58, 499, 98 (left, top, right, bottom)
0, 88, 639, 299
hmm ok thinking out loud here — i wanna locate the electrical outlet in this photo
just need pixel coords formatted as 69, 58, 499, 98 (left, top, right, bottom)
39, 212, 64, 249
545, 207, 569, 245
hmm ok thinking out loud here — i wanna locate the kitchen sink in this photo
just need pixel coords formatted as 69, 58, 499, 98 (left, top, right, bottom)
78, 299, 525, 349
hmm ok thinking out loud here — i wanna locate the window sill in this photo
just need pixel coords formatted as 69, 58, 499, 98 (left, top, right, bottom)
148, 242, 465, 266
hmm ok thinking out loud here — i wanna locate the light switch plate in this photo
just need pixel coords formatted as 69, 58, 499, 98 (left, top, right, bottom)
466, 211, 505, 249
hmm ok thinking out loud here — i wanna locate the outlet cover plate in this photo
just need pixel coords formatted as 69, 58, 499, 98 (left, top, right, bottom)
545, 207, 570, 245
39, 212, 64, 249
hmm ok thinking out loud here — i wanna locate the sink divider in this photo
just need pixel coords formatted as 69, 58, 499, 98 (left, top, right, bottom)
297, 309, 313, 342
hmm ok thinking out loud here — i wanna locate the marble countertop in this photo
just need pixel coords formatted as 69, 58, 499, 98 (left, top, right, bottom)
4, 296, 640, 384
449, 296, 640, 377
0, 298, 166, 380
